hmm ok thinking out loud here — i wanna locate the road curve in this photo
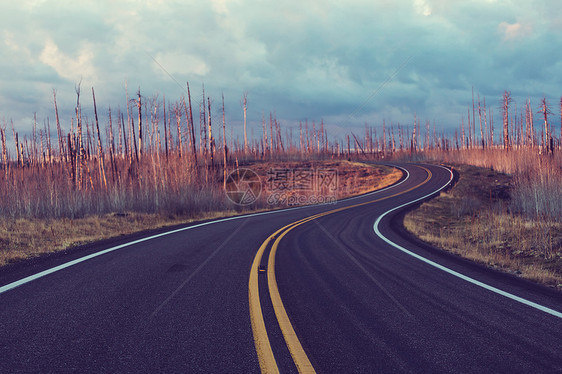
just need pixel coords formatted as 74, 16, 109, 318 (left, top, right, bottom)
1, 163, 561, 373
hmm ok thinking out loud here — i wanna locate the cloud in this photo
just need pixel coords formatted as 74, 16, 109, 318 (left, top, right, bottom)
153, 52, 210, 77
498, 21, 533, 40
39, 38, 96, 82
4, 32, 27, 54
0, 0, 561, 138
210, 0, 234, 15
414, 0, 432, 16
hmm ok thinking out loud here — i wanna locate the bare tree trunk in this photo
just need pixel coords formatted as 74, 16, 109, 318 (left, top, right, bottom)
53, 90, 64, 162
163, 95, 168, 161
85, 119, 93, 161
125, 84, 133, 163
175, 104, 183, 158
483, 97, 488, 148
108, 107, 117, 183
411, 116, 417, 152
467, 108, 472, 149
502, 91, 512, 150
137, 89, 143, 159
0, 126, 7, 178
525, 99, 533, 147
382, 119, 386, 155
540, 97, 552, 154
351, 132, 367, 158
131, 116, 138, 165
461, 117, 466, 149
472, 87, 476, 148
391, 124, 396, 153
208, 97, 214, 168
92, 87, 107, 189
262, 114, 268, 157
243, 92, 248, 154
120, 112, 127, 160
32, 113, 37, 166
186, 83, 198, 175
222, 93, 228, 189
478, 93, 484, 148
489, 108, 494, 147
424, 120, 429, 151
299, 121, 303, 155
269, 112, 274, 156
75, 83, 83, 189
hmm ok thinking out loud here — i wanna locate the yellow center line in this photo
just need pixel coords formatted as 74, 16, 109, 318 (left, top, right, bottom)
249, 166, 433, 373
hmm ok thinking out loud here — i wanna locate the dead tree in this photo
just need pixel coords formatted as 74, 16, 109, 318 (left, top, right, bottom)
489, 108, 494, 147
482, 97, 488, 148
92, 87, 107, 188
411, 116, 417, 152
136, 89, 143, 158
382, 120, 386, 155
108, 107, 117, 182
539, 97, 552, 154
525, 99, 534, 147
207, 97, 214, 168
242, 92, 248, 154
75, 83, 84, 189
269, 113, 274, 155
262, 114, 268, 157
461, 117, 466, 149
0, 125, 7, 177
174, 104, 183, 158
53, 90, 65, 162
120, 113, 128, 160
222, 93, 228, 189
186, 82, 198, 174
472, 87, 476, 148
163, 95, 168, 160
478, 93, 484, 148
502, 91, 512, 150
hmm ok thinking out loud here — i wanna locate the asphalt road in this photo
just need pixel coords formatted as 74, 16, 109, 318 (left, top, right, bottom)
1, 163, 561, 373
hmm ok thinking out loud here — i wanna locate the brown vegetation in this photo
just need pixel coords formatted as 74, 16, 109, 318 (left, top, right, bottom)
0, 160, 399, 266
404, 164, 562, 289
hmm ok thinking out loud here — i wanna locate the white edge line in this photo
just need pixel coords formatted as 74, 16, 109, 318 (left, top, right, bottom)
0, 164, 409, 295
373, 164, 562, 319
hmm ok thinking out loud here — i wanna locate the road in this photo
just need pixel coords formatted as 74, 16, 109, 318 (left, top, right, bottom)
0, 163, 561, 373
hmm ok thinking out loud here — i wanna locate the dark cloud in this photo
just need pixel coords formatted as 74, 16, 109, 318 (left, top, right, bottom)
0, 0, 560, 138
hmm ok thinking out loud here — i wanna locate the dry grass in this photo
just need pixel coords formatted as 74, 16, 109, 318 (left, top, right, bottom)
244, 160, 401, 198
0, 160, 400, 267
415, 148, 562, 222
404, 164, 562, 289
0, 212, 220, 266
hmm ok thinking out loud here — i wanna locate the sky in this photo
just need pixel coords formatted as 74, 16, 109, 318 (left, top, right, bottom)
1, 0, 562, 142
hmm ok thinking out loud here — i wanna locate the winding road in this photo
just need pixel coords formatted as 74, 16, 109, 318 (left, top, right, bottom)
1, 163, 561, 373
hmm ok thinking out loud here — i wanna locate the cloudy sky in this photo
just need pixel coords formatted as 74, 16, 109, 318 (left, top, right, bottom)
1, 0, 561, 141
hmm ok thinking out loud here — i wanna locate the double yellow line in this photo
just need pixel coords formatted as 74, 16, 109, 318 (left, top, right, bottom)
249, 166, 432, 373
